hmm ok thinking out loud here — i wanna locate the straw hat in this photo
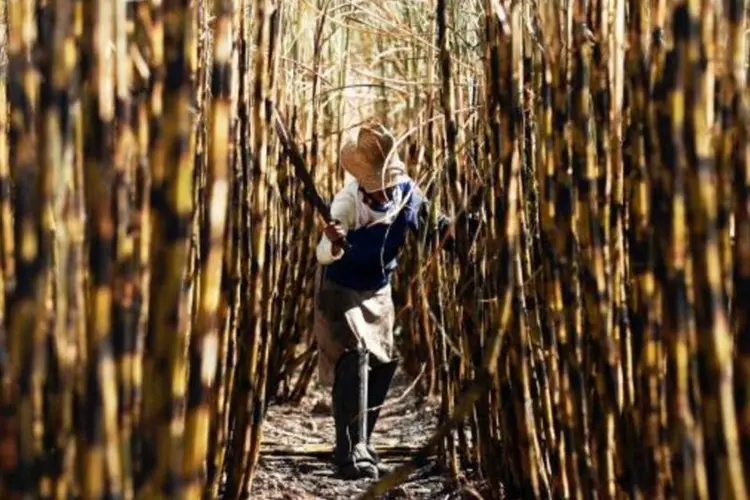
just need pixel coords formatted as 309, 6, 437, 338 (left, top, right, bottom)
340, 123, 407, 193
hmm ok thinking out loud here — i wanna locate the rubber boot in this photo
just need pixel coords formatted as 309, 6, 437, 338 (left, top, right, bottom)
332, 351, 379, 480
366, 360, 398, 476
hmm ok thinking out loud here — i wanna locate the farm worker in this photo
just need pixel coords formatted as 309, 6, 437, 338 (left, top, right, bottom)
313, 123, 477, 480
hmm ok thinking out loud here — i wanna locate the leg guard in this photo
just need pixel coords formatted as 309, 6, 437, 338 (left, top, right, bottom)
332, 351, 378, 479
365, 359, 398, 475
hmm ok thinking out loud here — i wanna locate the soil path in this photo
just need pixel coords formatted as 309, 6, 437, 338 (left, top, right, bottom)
252, 370, 470, 499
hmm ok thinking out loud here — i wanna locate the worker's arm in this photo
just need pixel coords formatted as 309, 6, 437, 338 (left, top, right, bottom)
416, 200, 453, 245
406, 184, 454, 246
409, 185, 481, 252
315, 188, 357, 265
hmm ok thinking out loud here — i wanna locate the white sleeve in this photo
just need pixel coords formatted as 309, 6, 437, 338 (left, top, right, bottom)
315, 187, 357, 265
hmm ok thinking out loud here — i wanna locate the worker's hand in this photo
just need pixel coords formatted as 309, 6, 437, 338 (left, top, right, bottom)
323, 220, 347, 253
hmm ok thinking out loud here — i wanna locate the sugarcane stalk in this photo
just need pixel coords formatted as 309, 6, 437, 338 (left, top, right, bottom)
41, 0, 79, 496
80, 0, 125, 496
139, 0, 196, 494
670, 0, 747, 497
731, 0, 750, 486
182, 0, 233, 497
111, 0, 137, 495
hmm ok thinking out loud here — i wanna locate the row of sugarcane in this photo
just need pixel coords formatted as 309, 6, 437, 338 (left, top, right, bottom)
6, 0, 750, 498
361, 0, 750, 499
0, 0, 347, 497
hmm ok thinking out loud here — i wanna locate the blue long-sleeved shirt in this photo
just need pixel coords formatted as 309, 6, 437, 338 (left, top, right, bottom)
316, 176, 432, 291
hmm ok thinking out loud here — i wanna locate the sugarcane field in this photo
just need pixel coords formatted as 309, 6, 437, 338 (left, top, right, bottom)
4, 0, 750, 498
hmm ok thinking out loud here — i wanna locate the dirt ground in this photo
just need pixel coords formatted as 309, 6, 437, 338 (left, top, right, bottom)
251, 369, 488, 499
